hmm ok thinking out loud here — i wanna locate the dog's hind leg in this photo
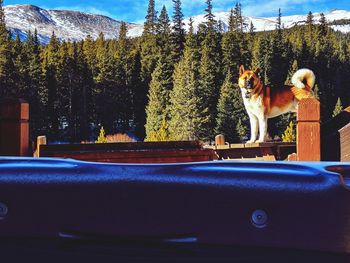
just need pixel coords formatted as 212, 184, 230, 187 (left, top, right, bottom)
247, 113, 258, 143
257, 116, 267, 143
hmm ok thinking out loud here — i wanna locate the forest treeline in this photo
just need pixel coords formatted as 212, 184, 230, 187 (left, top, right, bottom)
0, 0, 349, 143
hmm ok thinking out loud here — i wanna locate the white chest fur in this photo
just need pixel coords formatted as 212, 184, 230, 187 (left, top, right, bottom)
241, 91, 265, 118
240, 88, 267, 143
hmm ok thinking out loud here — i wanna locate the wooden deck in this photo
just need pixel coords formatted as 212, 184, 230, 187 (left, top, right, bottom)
205, 142, 296, 161
39, 141, 217, 163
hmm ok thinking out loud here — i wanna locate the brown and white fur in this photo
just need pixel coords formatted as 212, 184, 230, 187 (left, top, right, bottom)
238, 65, 315, 143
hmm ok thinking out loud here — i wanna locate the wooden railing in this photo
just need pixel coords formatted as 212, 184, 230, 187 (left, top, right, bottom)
0, 98, 349, 162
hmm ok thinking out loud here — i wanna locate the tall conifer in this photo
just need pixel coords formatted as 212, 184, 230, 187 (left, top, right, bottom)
204, 0, 216, 30
143, 0, 157, 35
170, 0, 185, 63
144, 54, 173, 141
169, 19, 202, 140
0, 0, 15, 97
197, 30, 222, 141
145, 7, 173, 141
215, 72, 247, 142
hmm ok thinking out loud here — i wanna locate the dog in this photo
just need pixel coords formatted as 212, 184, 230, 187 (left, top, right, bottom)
238, 65, 315, 143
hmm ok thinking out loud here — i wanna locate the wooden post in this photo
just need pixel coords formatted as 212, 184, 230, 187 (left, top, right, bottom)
215, 134, 225, 146
0, 99, 29, 156
339, 124, 350, 162
297, 98, 320, 161
34, 136, 47, 157
287, 153, 298, 161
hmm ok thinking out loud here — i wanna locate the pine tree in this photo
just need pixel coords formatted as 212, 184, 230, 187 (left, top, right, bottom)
81, 41, 94, 141
236, 118, 247, 142
131, 50, 147, 139
115, 22, 133, 131
168, 19, 202, 140
219, 3, 249, 69
228, 8, 235, 32
0, 0, 16, 97
313, 84, 320, 100
285, 59, 298, 85
25, 29, 45, 139
332, 97, 343, 117
270, 23, 289, 88
146, 119, 173, 141
145, 51, 174, 141
144, 5, 174, 141
197, 28, 222, 141
249, 21, 255, 36
233, 2, 245, 33
96, 126, 107, 143
170, 0, 185, 63
67, 41, 93, 142
12, 33, 28, 97
215, 72, 247, 143
204, 0, 216, 30
251, 35, 271, 84
57, 42, 72, 134
140, 33, 159, 85
143, 0, 158, 35
276, 8, 282, 31
157, 6, 171, 46
82, 35, 97, 75
42, 32, 61, 140
281, 121, 296, 142
318, 13, 327, 37
227, 3, 244, 33
94, 34, 119, 134
0, 0, 3, 26
306, 11, 314, 44
222, 30, 240, 81
216, 20, 225, 33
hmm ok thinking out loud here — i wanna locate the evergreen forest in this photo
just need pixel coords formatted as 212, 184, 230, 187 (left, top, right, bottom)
0, 0, 349, 143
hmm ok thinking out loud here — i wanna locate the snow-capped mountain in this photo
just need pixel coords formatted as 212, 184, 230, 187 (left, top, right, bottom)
185, 9, 350, 34
3, 4, 350, 44
4, 4, 144, 43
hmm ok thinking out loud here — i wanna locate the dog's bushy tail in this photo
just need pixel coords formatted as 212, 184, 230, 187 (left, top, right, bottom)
291, 68, 315, 90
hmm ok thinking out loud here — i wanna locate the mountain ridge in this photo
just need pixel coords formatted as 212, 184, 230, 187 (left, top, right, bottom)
4, 4, 350, 44
4, 4, 144, 43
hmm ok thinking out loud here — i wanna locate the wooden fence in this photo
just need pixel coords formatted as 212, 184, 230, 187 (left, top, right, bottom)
37, 140, 217, 163
0, 98, 349, 162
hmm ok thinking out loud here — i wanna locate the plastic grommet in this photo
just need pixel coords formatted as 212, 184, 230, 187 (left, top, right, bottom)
251, 209, 268, 228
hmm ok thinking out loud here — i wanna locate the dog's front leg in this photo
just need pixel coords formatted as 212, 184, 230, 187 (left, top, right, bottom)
257, 116, 267, 143
247, 114, 258, 143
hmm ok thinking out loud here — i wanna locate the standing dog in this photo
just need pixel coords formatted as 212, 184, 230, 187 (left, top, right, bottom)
238, 65, 315, 143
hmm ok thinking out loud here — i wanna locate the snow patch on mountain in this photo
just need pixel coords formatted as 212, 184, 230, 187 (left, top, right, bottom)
184, 9, 350, 33
4, 4, 143, 44
3, 4, 350, 44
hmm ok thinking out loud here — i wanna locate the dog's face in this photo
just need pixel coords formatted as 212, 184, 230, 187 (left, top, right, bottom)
238, 65, 261, 99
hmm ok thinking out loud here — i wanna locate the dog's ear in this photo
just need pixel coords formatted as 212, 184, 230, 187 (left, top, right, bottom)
239, 65, 245, 76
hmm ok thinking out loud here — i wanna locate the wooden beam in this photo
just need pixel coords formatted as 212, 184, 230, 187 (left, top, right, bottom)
0, 99, 29, 156
297, 98, 320, 161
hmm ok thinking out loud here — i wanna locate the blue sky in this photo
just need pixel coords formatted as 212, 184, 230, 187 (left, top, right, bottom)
4, 0, 350, 23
